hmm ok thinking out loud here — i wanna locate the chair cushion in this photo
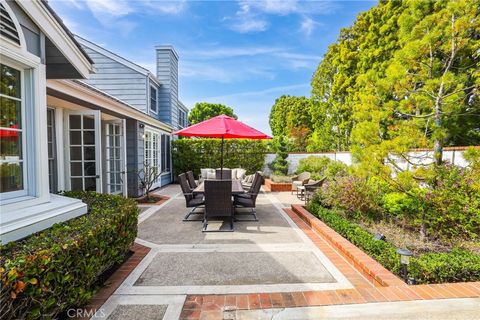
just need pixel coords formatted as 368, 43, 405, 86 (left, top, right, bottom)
233, 196, 253, 207
235, 193, 252, 199
231, 168, 238, 180
236, 168, 246, 180
188, 196, 205, 207
200, 168, 213, 178
206, 171, 216, 179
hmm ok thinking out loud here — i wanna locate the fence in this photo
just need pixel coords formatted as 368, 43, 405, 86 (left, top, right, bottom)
263, 147, 474, 175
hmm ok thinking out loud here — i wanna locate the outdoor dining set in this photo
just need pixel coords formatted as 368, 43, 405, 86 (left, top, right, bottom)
178, 169, 264, 232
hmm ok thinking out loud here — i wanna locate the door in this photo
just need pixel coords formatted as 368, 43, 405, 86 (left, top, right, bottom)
104, 120, 127, 195
65, 111, 102, 192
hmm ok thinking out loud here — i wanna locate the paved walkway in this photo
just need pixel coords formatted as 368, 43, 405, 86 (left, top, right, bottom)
93, 184, 480, 320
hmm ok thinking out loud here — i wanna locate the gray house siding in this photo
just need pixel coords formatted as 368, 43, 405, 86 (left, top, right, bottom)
126, 119, 145, 197
80, 47, 148, 112
156, 47, 181, 129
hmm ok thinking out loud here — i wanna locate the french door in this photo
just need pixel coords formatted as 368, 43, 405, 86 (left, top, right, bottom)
65, 111, 102, 192
104, 120, 127, 196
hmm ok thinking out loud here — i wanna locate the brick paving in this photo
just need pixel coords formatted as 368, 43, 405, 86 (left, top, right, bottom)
179, 205, 480, 320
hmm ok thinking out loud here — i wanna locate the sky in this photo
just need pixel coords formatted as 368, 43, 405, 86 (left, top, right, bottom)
50, 0, 376, 134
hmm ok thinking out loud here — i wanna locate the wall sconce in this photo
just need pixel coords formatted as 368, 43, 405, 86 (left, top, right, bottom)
396, 248, 413, 283
139, 123, 145, 128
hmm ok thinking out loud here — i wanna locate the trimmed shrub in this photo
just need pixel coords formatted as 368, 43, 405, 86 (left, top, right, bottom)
307, 199, 480, 284
172, 138, 268, 178
296, 156, 347, 180
0, 191, 139, 319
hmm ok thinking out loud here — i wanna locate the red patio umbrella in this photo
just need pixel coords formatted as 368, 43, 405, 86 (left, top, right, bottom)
173, 114, 271, 178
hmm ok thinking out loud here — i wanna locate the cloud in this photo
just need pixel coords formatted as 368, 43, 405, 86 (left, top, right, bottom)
227, 0, 336, 33
300, 16, 318, 36
138, 0, 187, 14
202, 83, 309, 100
185, 46, 283, 59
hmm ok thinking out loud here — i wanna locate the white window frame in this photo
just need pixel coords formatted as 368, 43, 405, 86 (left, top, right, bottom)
0, 61, 33, 202
149, 86, 158, 114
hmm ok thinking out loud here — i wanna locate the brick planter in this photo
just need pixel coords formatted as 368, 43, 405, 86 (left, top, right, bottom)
264, 178, 292, 192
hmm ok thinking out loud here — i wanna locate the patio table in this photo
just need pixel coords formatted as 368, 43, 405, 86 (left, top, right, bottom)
193, 180, 244, 195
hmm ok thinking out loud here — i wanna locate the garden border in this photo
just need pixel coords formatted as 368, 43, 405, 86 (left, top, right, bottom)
263, 179, 292, 192
291, 204, 406, 287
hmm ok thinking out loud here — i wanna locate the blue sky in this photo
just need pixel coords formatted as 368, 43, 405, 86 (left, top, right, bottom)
50, 0, 375, 134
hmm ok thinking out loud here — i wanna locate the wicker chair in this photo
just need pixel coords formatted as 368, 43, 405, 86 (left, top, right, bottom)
203, 180, 234, 232
179, 173, 204, 221
215, 169, 232, 180
302, 177, 327, 203
291, 171, 311, 195
233, 172, 263, 221
186, 171, 198, 189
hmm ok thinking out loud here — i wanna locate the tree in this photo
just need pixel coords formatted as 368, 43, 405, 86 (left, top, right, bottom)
268, 136, 289, 175
188, 102, 237, 125
137, 161, 162, 201
268, 95, 313, 151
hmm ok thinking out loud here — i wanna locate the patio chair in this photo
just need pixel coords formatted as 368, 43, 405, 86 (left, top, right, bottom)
233, 172, 264, 221
178, 173, 204, 221
215, 168, 232, 180
291, 172, 311, 195
303, 177, 327, 203
186, 171, 197, 189
203, 180, 234, 232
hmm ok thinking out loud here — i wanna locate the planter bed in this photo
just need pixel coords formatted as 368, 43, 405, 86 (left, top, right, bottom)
264, 178, 292, 192
293, 204, 480, 285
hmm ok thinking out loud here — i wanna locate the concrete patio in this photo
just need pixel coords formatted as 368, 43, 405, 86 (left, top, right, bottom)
93, 184, 480, 320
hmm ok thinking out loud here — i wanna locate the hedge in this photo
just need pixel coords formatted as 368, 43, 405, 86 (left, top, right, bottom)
0, 191, 139, 319
307, 201, 480, 284
172, 138, 268, 178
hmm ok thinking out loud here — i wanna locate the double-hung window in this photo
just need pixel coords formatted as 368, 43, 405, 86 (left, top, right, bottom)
0, 63, 26, 199
150, 86, 157, 114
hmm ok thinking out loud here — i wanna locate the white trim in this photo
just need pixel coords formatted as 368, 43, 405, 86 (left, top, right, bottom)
16, 0, 93, 78
0, 194, 87, 244
149, 85, 158, 114
47, 80, 173, 132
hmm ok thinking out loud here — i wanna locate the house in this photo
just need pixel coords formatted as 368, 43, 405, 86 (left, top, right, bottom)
0, 0, 186, 243
1, 0, 93, 243
75, 37, 188, 196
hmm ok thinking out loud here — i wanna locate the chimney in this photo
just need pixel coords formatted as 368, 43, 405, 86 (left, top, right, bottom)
155, 45, 179, 127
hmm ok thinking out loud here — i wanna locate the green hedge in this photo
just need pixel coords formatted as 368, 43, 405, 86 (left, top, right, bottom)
172, 138, 268, 178
307, 201, 480, 284
0, 191, 139, 319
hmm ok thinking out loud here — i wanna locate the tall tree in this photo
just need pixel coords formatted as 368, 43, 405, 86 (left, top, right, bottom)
188, 102, 237, 125
268, 95, 313, 151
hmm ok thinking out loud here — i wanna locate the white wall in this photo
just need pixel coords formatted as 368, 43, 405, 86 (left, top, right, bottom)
263, 149, 471, 175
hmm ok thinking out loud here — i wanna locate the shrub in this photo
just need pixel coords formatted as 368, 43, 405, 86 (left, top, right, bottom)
421, 164, 480, 240
306, 199, 480, 284
318, 175, 384, 220
172, 138, 267, 178
296, 156, 347, 180
0, 192, 139, 319
382, 191, 425, 222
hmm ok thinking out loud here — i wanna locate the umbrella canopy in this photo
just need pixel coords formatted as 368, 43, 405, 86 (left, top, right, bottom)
173, 115, 271, 177
174, 114, 271, 139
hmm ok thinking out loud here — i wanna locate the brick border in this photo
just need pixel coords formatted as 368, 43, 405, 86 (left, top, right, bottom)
80, 243, 150, 317
179, 203, 480, 319
263, 179, 293, 192
291, 204, 405, 287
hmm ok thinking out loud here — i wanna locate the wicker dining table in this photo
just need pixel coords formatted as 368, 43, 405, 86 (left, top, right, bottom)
193, 179, 245, 195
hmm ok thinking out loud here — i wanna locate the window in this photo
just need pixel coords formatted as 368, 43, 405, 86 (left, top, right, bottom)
0, 63, 25, 196
178, 110, 186, 128
144, 130, 160, 176
161, 134, 171, 172
47, 109, 57, 193
150, 86, 157, 113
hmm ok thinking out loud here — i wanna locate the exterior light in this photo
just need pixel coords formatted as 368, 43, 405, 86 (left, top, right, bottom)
373, 233, 386, 241
396, 248, 413, 283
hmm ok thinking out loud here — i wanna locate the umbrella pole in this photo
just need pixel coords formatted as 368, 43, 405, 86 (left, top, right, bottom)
220, 136, 224, 179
